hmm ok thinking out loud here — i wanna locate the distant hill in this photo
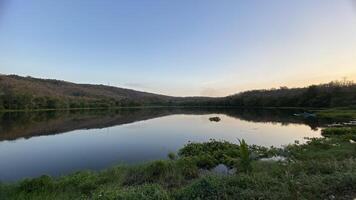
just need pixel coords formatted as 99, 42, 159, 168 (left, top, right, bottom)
0, 75, 177, 110
217, 81, 356, 108
1, 75, 172, 98
0, 74, 355, 110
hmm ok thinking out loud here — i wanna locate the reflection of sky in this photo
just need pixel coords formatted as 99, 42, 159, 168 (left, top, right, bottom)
0, 0, 355, 96
0, 114, 320, 182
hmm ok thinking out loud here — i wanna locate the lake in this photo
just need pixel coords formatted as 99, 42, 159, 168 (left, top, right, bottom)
0, 108, 323, 182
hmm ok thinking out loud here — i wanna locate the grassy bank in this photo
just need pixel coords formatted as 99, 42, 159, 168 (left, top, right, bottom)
315, 107, 356, 120
1, 128, 356, 200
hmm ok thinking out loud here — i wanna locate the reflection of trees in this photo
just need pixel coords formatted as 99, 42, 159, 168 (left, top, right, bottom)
214, 108, 323, 131
0, 109, 172, 141
0, 108, 327, 141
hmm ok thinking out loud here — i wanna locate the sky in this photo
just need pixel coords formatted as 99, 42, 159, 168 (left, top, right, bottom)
0, 0, 355, 97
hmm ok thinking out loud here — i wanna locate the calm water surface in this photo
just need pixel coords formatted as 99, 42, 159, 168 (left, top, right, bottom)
0, 108, 323, 181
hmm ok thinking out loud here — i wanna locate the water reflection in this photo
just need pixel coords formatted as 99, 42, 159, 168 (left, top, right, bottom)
0, 108, 324, 181
0, 108, 324, 141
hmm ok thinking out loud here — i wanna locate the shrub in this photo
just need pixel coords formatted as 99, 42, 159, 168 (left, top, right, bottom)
195, 154, 217, 169
56, 171, 99, 194
173, 176, 225, 200
123, 160, 174, 186
146, 161, 171, 180
176, 158, 199, 179
18, 175, 54, 193
168, 152, 177, 160
237, 139, 251, 173
179, 140, 240, 168
92, 184, 170, 200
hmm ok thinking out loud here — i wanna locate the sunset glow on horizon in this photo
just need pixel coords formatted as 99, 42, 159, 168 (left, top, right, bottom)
0, 0, 355, 97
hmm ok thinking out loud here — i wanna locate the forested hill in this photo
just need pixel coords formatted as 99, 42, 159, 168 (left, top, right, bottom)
0, 74, 355, 110
214, 81, 356, 108
0, 75, 178, 110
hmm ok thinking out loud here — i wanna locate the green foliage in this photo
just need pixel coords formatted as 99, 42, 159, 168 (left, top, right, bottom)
280, 128, 356, 163
57, 171, 101, 194
237, 139, 251, 173
18, 175, 54, 193
176, 158, 199, 180
167, 152, 177, 160
322, 127, 356, 137
178, 139, 277, 170
92, 184, 170, 200
316, 108, 356, 120
122, 160, 194, 188
173, 176, 226, 200
146, 161, 171, 180
179, 139, 240, 168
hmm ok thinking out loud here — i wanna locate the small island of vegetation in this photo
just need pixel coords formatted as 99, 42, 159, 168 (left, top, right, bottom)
209, 116, 221, 122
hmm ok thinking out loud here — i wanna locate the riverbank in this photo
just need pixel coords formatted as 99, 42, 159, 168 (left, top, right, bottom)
0, 106, 325, 113
1, 106, 354, 119
315, 107, 356, 120
1, 127, 355, 199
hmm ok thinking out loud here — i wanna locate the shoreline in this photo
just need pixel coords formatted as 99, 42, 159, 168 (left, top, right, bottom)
0, 105, 337, 113
1, 127, 355, 199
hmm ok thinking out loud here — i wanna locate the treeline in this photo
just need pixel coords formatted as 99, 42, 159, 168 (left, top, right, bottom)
0, 74, 355, 110
0, 92, 144, 110
173, 80, 356, 108
218, 80, 356, 108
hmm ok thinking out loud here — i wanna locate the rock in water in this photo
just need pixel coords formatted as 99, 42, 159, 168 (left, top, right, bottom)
209, 117, 221, 122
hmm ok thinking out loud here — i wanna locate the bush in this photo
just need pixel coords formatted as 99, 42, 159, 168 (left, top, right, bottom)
179, 140, 240, 168
92, 184, 170, 200
123, 160, 175, 186
57, 171, 100, 194
18, 175, 54, 193
195, 154, 217, 169
176, 158, 199, 179
173, 176, 225, 200
237, 139, 251, 173
146, 161, 171, 180
168, 152, 177, 160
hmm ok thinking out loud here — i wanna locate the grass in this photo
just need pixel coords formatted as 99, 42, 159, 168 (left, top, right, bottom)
1, 128, 356, 199
315, 107, 356, 120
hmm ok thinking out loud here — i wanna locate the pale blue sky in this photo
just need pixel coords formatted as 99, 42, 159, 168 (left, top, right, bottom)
0, 0, 355, 96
